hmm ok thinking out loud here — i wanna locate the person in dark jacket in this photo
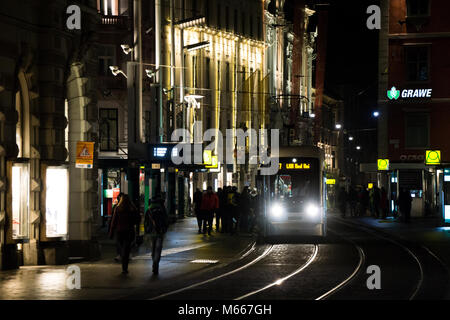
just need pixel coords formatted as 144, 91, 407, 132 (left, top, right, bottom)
193, 188, 204, 234
146, 194, 169, 275
110, 192, 124, 262
200, 186, 219, 235
109, 194, 140, 274
380, 187, 388, 219
239, 187, 251, 232
337, 187, 348, 218
398, 188, 412, 223
216, 188, 223, 232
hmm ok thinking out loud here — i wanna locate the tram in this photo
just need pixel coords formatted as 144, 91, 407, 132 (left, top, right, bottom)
257, 145, 327, 238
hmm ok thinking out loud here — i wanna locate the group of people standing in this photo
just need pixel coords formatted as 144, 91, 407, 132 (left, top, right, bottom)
193, 186, 259, 235
337, 185, 412, 223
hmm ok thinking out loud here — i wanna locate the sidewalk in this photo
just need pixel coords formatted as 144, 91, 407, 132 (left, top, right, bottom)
0, 217, 255, 300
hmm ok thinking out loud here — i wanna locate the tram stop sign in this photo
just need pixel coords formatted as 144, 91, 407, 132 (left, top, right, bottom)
377, 159, 389, 171
425, 150, 441, 165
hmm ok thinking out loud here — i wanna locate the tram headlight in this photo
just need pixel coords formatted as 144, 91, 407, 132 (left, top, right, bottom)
306, 203, 319, 218
270, 203, 285, 218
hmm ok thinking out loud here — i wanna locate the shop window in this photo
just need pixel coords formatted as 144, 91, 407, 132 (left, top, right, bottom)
99, 108, 118, 151
406, 0, 430, 17
98, 45, 116, 76
12, 163, 30, 239
405, 113, 429, 148
46, 167, 68, 238
405, 46, 429, 82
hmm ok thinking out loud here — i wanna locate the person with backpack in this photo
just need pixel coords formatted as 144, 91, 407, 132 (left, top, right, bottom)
200, 186, 219, 235
109, 194, 141, 274
110, 192, 124, 262
144, 194, 169, 275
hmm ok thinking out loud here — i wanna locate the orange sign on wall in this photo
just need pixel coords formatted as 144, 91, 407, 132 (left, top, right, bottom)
76, 142, 94, 168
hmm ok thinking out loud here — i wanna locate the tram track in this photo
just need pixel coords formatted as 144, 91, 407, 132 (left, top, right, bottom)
330, 217, 449, 300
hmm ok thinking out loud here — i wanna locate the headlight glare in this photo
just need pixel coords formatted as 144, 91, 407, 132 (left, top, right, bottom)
306, 203, 319, 217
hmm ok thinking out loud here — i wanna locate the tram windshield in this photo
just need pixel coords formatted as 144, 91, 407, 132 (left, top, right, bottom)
271, 158, 320, 210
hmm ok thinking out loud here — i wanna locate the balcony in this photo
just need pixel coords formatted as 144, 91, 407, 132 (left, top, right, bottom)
100, 15, 128, 27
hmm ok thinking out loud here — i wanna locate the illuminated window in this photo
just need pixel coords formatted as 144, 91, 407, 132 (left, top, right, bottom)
15, 91, 23, 158
406, 0, 429, 17
46, 167, 68, 238
98, 0, 128, 16
99, 108, 118, 151
12, 163, 29, 239
405, 46, 429, 82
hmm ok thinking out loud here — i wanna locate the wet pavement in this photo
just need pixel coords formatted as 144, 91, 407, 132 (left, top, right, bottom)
0, 217, 255, 300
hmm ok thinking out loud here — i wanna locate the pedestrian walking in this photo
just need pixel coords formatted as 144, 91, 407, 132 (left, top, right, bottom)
222, 186, 231, 233
109, 192, 124, 262
373, 186, 381, 218
398, 188, 412, 223
337, 187, 347, 218
239, 187, 251, 232
109, 194, 141, 274
348, 186, 358, 217
144, 194, 169, 275
200, 186, 219, 235
380, 187, 388, 219
216, 188, 224, 232
230, 187, 240, 234
193, 188, 204, 234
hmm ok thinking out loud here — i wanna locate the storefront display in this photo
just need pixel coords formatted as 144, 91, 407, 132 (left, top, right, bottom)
45, 167, 68, 238
12, 163, 30, 239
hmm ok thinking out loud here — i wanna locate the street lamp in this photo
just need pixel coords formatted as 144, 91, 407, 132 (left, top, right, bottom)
121, 44, 133, 55
109, 66, 128, 78
373, 111, 380, 117
356, 146, 361, 150
335, 123, 342, 130
349, 136, 354, 141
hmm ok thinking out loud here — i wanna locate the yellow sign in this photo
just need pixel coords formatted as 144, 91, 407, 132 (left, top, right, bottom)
326, 179, 336, 185
377, 159, 389, 171
426, 150, 441, 165
76, 142, 94, 168
368, 183, 373, 189
206, 155, 218, 169
203, 150, 212, 165
279, 163, 311, 170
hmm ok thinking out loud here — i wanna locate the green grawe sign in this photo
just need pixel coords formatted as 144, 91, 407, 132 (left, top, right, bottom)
387, 87, 400, 100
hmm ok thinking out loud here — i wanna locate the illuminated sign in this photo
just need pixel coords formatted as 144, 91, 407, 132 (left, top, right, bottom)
425, 150, 441, 165
387, 86, 432, 100
368, 183, 373, 189
326, 179, 336, 185
377, 159, 389, 171
203, 150, 212, 165
46, 167, 68, 238
279, 163, 311, 170
206, 155, 218, 169
76, 141, 94, 168
153, 147, 168, 157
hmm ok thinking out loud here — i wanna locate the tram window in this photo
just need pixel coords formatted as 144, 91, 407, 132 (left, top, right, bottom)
273, 174, 318, 202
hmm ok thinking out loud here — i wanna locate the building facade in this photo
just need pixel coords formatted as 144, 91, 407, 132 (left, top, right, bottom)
376, 0, 450, 220
0, 0, 100, 270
